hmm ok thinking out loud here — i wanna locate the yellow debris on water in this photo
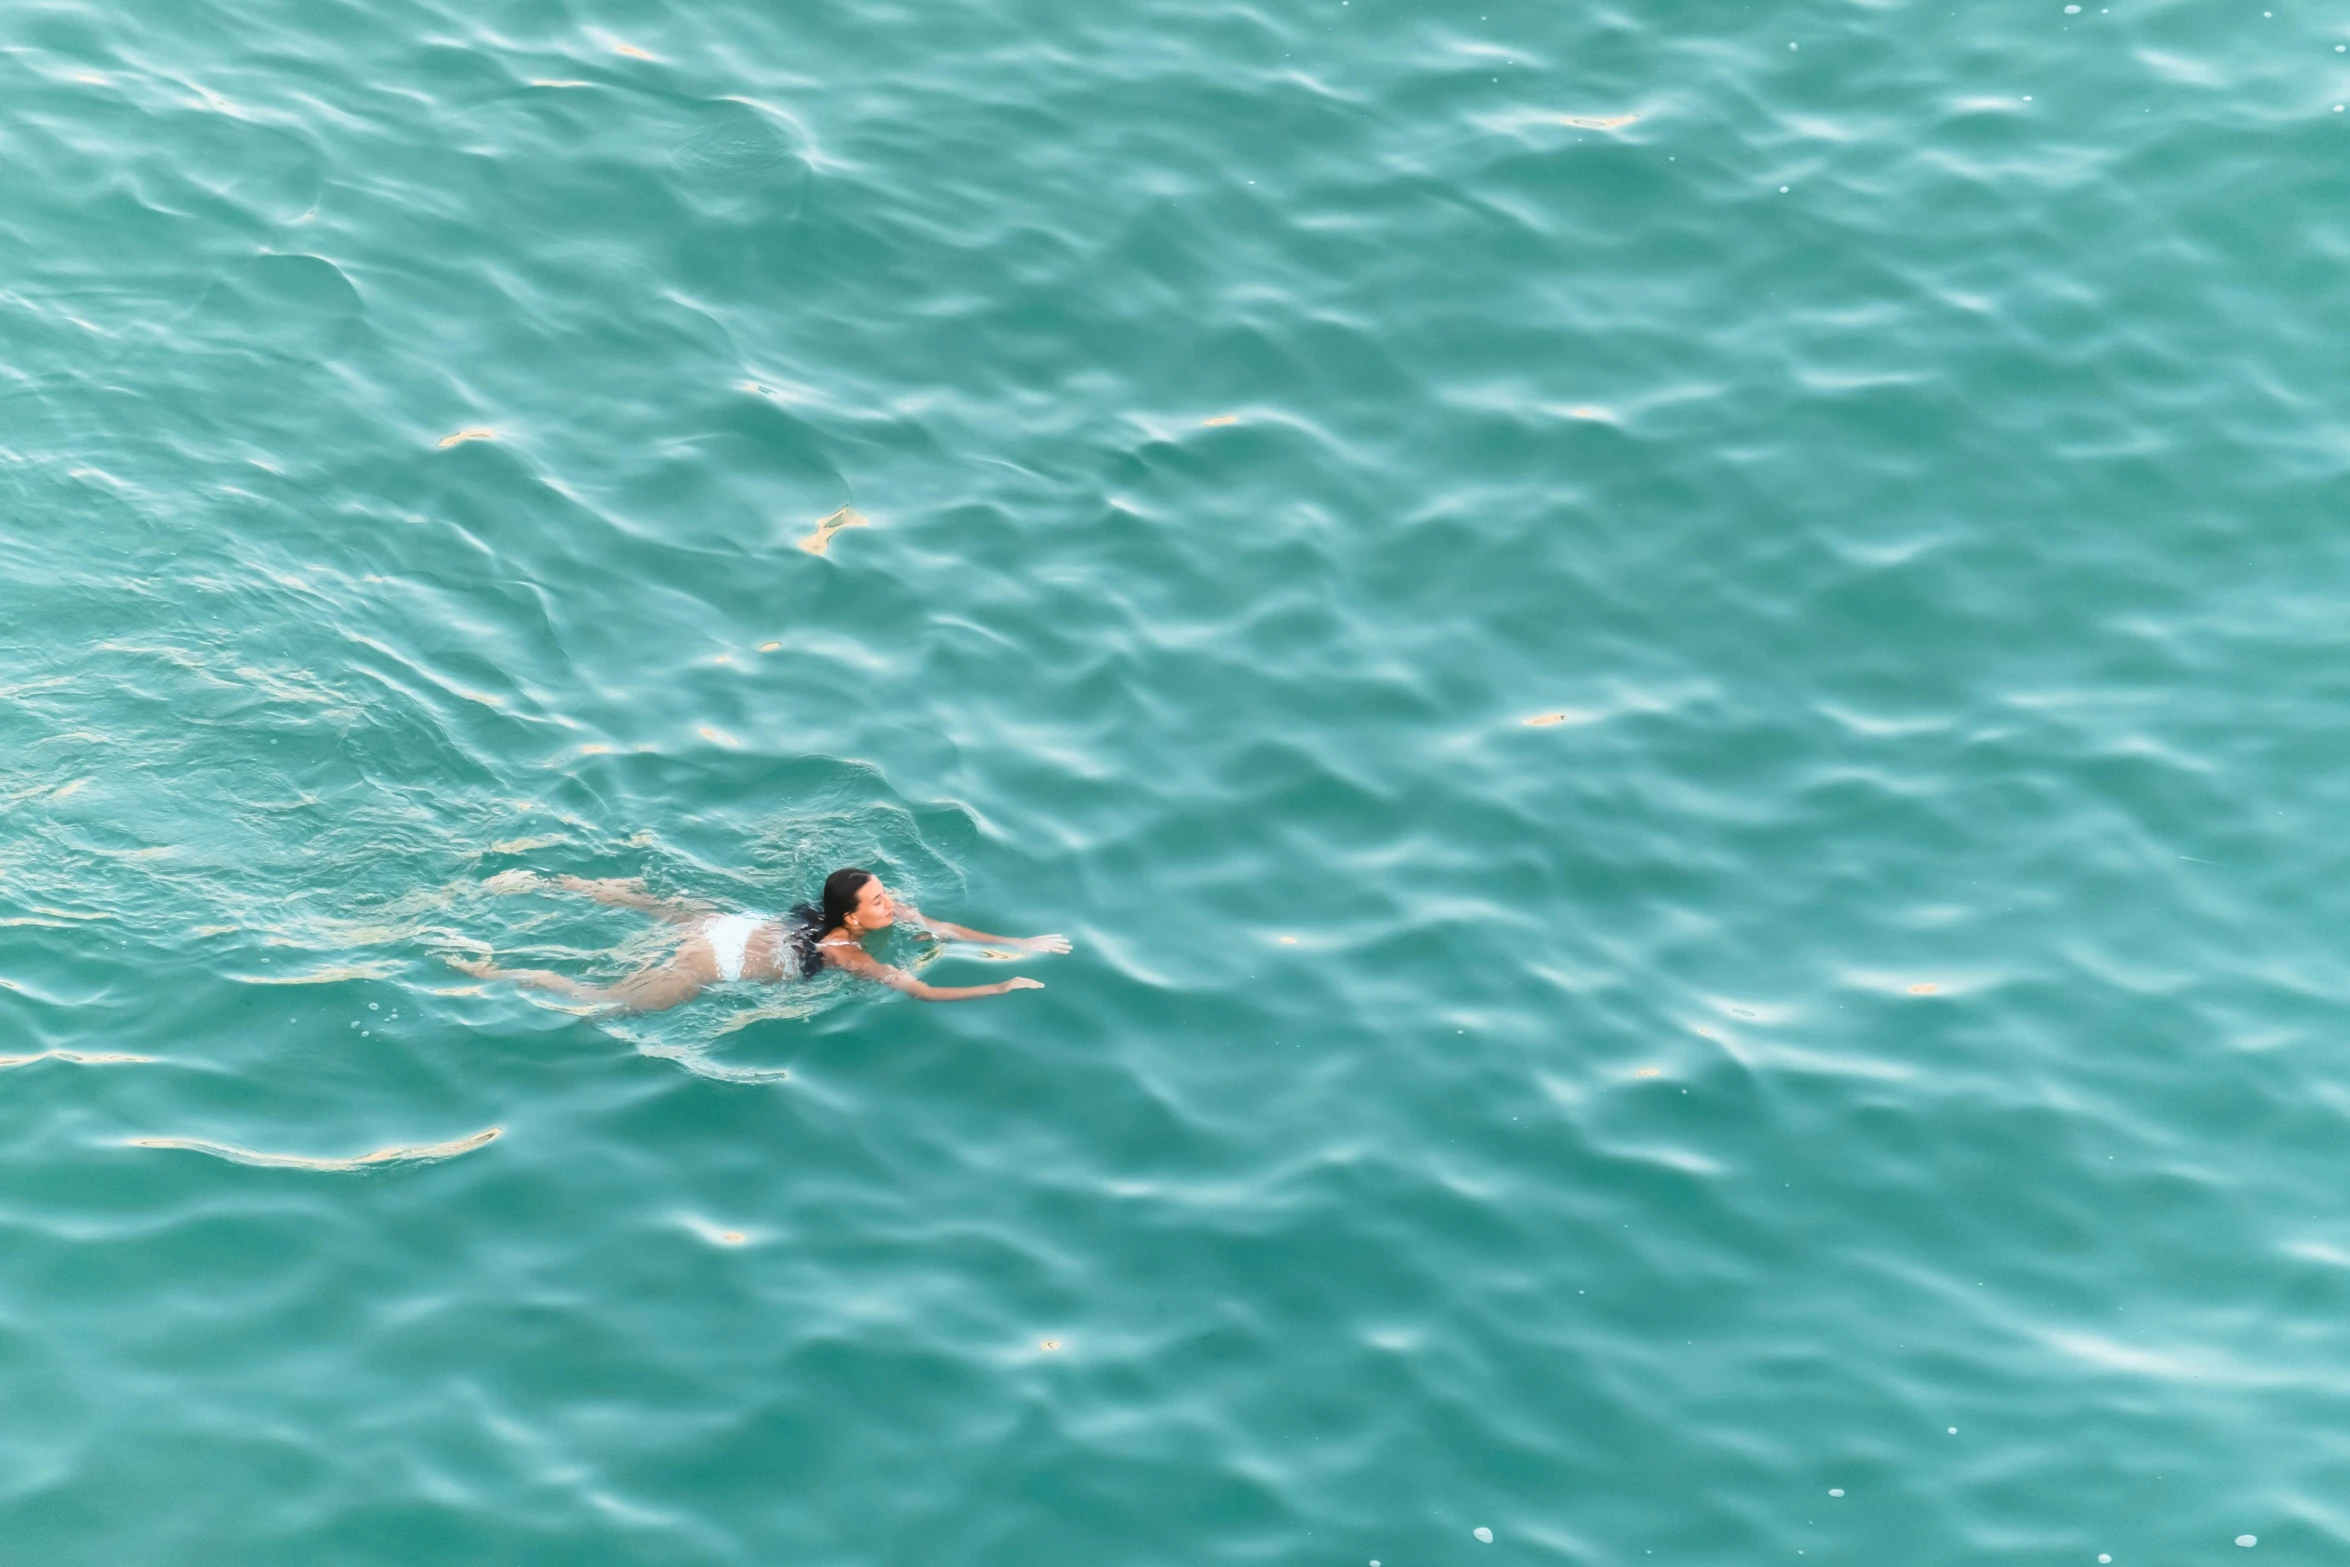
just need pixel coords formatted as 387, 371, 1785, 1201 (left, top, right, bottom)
1039, 1339, 1062, 1351
1524, 713, 1569, 726
759, 642, 781, 652
698, 726, 739, 748
615, 42, 653, 58
1560, 114, 1640, 129
437, 427, 496, 448
1278, 935, 1299, 944
1635, 1067, 1661, 1077
1202, 414, 1241, 426
1569, 406, 1607, 419
798, 506, 869, 555
579, 743, 612, 755
719, 1231, 747, 1245
1908, 983, 1939, 995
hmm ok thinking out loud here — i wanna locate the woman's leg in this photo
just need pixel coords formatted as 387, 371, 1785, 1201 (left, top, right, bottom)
483, 871, 707, 925
451, 955, 706, 1014
604, 963, 708, 1012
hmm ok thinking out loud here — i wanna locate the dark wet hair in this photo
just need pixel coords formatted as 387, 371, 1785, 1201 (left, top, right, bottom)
787, 867, 874, 974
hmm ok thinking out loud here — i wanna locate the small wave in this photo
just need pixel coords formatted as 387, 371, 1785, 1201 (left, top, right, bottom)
226, 961, 403, 986
624, 1041, 794, 1085
671, 102, 801, 178
189, 253, 364, 362
128, 1126, 501, 1171
0, 1050, 154, 1068
663, 99, 812, 221
609, 985, 836, 1083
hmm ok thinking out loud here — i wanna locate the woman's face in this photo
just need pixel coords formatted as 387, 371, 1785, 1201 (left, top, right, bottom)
852, 878, 896, 930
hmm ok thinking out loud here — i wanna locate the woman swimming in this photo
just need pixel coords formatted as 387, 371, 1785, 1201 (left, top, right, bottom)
452, 866, 1069, 1013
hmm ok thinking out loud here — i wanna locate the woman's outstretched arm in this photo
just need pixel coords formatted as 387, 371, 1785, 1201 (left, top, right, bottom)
824, 943, 1043, 1001
899, 905, 1072, 954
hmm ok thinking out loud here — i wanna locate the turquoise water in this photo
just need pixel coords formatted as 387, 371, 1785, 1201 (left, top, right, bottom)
3, 0, 2346, 1558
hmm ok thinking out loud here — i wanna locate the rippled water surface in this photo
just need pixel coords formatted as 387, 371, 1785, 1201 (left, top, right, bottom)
4, 0, 2348, 1559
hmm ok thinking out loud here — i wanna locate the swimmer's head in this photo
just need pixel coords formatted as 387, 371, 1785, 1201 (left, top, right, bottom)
822, 866, 894, 933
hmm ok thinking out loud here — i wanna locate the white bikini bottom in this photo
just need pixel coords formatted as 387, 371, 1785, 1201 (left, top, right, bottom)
702, 912, 774, 982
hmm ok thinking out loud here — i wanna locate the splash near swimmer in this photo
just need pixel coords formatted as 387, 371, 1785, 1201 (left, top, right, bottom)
454, 866, 1069, 1013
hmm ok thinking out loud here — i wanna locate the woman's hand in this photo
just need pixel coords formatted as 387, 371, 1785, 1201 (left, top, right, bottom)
996, 977, 1045, 993
1016, 934, 1073, 955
